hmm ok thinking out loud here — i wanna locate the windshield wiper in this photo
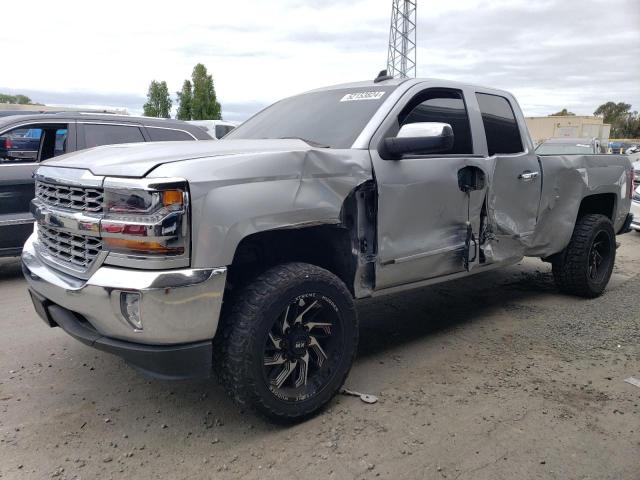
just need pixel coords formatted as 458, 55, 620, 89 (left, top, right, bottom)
277, 137, 330, 148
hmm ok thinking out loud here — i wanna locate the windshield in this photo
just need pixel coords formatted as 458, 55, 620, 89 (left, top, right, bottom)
536, 142, 594, 155
226, 87, 395, 148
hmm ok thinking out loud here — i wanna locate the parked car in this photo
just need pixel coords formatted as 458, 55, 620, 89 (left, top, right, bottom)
631, 186, 640, 232
187, 120, 237, 139
633, 159, 640, 188
22, 76, 634, 421
608, 141, 634, 154
0, 113, 210, 257
536, 137, 602, 155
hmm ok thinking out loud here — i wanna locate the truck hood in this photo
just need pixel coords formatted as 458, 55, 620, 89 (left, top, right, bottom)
43, 139, 321, 177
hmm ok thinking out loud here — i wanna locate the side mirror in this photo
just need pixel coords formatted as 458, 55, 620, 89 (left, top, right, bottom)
383, 122, 454, 158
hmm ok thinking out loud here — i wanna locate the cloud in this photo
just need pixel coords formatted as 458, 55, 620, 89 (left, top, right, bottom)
0, 0, 637, 120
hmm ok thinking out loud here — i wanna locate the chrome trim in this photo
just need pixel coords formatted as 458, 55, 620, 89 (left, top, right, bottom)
36, 240, 108, 279
103, 176, 189, 191
105, 251, 190, 269
35, 180, 103, 212
78, 121, 143, 128
0, 216, 34, 226
0, 120, 71, 137
22, 234, 227, 344
31, 222, 106, 280
31, 199, 101, 236
35, 166, 104, 188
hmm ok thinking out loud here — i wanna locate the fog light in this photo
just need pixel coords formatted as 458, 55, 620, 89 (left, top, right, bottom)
120, 292, 142, 330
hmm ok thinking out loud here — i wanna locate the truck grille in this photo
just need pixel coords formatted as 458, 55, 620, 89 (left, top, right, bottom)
38, 225, 103, 269
35, 180, 104, 213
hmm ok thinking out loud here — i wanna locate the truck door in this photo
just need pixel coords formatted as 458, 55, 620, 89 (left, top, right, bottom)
474, 92, 541, 262
369, 86, 488, 290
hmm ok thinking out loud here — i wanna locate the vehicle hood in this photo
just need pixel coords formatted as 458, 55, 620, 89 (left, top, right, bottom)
42, 139, 323, 177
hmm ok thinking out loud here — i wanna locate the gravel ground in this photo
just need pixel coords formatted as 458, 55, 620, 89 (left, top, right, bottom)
1, 233, 639, 480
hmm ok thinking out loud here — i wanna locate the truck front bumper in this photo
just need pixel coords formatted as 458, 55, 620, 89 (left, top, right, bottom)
22, 234, 227, 379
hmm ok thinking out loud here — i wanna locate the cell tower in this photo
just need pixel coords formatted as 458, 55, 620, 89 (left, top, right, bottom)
386, 0, 417, 78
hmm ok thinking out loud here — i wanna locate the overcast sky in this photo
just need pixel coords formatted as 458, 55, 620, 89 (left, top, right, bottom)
1, 0, 638, 120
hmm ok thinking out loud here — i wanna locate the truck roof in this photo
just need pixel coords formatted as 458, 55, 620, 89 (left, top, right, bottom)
306, 77, 514, 98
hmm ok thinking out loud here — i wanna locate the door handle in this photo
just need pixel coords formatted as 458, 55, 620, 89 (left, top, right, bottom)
518, 171, 539, 182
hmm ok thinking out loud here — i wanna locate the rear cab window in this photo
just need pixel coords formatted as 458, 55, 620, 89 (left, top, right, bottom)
475, 93, 524, 156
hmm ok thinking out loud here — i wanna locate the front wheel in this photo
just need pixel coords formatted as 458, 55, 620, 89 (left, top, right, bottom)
214, 263, 358, 421
552, 214, 616, 298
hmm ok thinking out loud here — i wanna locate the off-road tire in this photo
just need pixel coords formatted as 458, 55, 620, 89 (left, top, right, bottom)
213, 262, 358, 422
552, 214, 616, 298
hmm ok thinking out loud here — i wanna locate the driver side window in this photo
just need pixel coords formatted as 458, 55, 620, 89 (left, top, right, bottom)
399, 90, 473, 155
0, 124, 69, 164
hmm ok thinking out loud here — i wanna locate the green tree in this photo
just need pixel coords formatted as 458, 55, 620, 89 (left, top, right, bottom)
0, 93, 33, 104
617, 112, 640, 138
190, 63, 221, 120
176, 80, 193, 120
593, 101, 634, 137
143, 80, 172, 118
14, 94, 32, 104
549, 108, 575, 116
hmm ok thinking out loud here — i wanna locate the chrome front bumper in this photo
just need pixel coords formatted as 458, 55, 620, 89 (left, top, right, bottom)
22, 233, 227, 345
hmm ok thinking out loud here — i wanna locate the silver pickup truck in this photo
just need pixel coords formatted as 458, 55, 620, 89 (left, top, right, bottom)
22, 76, 635, 421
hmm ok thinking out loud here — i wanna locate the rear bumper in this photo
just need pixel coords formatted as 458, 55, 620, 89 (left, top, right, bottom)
29, 290, 212, 379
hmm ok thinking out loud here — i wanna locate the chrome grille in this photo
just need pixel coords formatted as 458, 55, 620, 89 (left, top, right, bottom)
38, 225, 103, 269
35, 180, 104, 213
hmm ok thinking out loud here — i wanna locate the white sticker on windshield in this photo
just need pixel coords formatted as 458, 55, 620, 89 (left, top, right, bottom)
340, 91, 386, 102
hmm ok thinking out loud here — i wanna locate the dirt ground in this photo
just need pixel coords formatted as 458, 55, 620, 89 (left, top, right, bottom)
1, 234, 639, 480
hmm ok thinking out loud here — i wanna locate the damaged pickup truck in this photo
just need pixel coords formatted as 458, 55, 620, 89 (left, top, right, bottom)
22, 75, 635, 421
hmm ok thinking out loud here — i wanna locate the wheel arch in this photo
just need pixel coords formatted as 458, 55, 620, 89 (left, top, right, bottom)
224, 181, 378, 299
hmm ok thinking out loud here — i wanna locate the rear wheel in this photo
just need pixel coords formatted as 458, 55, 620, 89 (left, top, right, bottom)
552, 214, 616, 298
214, 262, 358, 421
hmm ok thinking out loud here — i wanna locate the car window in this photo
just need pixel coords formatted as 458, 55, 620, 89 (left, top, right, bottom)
0, 126, 42, 164
215, 125, 234, 139
83, 124, 145, 148
476, 93, 524, 156
54, 128, 68, 157
146, 127, 194, 141
25, 128, 43, 139
399, 90, 473, 154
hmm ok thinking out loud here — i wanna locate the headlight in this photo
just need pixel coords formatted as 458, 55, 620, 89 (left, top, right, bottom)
100, 177, 190, 266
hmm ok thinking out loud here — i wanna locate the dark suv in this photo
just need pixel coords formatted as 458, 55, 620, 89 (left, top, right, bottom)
0, 113, 211, 257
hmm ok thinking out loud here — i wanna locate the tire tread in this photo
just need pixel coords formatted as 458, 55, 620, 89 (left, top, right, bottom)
213, 262, 357, 421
